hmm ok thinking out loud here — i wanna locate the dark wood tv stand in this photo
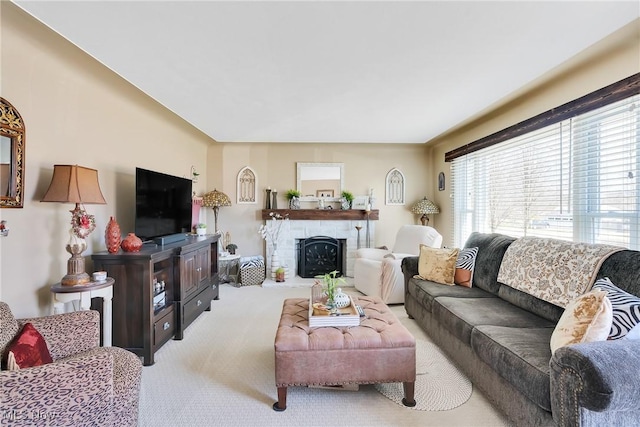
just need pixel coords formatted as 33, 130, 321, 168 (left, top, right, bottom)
92, 235, 219, 365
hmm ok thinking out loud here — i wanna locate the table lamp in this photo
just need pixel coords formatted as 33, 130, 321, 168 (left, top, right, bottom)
41, 165, 106, 286
202, 189, 231, 232
411, 197, 440, 226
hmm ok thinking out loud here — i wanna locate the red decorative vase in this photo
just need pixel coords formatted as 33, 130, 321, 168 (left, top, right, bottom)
105, 216, 122, 253
121, 233, 143, 253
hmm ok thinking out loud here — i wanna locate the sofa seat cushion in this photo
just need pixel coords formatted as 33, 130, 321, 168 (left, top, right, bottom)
471, 325, 554, 412
408, 278, 495, 313
434, 296, 556, 345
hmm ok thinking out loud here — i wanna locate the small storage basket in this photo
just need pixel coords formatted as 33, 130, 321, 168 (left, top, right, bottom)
238, 256, 265, 286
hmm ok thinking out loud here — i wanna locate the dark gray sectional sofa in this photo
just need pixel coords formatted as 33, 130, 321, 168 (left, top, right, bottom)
402, 232, 640, 426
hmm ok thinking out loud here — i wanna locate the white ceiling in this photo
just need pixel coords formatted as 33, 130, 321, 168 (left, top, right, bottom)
14, 1, 640, 144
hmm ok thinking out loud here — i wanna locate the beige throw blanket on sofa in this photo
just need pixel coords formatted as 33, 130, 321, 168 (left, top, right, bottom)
497, 237, 624, 308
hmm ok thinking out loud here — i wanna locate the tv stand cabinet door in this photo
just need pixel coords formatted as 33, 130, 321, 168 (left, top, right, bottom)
180, 251, 198, 300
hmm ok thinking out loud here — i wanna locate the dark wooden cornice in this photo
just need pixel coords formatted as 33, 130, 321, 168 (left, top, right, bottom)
445, 73, 640, 162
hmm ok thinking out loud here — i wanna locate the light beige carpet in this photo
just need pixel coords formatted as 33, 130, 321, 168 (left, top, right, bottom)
375, 340, 473, 411
138, 283, 510, 427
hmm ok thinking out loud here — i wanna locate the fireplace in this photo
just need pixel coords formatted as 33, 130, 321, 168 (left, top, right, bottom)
261, 211, 378, 278
297, 236, 346, 278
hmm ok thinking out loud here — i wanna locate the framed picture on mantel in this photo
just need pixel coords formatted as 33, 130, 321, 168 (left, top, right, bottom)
316, 189, 334, 198
351, 196, 369, 210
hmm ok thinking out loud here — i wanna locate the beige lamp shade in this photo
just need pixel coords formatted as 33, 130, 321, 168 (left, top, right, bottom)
202, 189, 232, 232
411, 197, 440, 226
41, 165, 107, 204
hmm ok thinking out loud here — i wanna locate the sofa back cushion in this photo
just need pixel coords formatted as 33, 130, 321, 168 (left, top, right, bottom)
463, 233, 516, 295
597, 250, 640, 298
498, 285, 565, 323
0, 302, 20, 356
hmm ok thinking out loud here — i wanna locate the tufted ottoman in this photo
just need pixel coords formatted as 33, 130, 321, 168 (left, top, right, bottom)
273, 295, 416, 411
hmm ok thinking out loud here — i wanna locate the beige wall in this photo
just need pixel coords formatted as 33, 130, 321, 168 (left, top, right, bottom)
3, 2, 636, 317
206, 143, 432, 262
428, 19, 640, 246
0, 3, 432, 317
0, 3, 212, 317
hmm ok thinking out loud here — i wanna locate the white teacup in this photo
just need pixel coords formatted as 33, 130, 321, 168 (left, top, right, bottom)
93, 271, 107, 282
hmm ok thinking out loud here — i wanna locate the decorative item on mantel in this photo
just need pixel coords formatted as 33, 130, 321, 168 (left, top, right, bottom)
411, 197, 440, 226
202, 189, 232, 232
285, 189, 301, 209
265, 187, 272, 209
341, 190, 354, 210
40, 165, 107, 286
105, 216, 121, 253
271, 189, 278, 210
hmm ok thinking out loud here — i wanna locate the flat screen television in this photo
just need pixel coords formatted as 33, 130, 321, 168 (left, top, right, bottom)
135, 167, 192, 242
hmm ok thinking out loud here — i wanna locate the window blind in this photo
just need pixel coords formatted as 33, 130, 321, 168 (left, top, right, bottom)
451, 94, 639, 249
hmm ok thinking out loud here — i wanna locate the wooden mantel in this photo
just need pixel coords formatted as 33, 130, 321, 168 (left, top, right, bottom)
261, 209, 379, 221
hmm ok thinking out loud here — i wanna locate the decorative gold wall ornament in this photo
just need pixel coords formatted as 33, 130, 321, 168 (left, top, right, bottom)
0, 97, 26, 208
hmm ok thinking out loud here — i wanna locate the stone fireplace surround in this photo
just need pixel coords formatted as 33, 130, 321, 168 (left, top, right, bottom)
261, 209, 379, 278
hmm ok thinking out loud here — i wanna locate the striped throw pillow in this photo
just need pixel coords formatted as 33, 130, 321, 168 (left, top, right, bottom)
593, 277, 640, 340
455, 247, 478, 288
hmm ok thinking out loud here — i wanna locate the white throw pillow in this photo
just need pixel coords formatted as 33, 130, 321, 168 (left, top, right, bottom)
550, 289, 613, 355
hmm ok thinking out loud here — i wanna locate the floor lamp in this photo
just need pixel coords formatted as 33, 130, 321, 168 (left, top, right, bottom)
202, 189, 232, 233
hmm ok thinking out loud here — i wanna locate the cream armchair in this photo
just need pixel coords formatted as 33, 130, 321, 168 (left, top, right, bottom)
354, 225, 442, 304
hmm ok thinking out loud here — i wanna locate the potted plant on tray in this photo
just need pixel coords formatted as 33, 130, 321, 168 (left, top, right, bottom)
315, 270, 346, 307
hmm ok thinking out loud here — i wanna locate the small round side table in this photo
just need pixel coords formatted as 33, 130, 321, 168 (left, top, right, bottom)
51, 278, 114, 347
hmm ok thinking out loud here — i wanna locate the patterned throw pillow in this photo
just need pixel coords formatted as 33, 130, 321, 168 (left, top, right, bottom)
454, 247, 478, 288
415, 245, 459, 286
4, 323, 53, 371
593, 277, 640, 340
550, 290, 612, 355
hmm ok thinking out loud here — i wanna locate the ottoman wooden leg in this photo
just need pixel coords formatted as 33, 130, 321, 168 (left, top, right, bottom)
273, 386, 287, 411
402, 381, 416, 407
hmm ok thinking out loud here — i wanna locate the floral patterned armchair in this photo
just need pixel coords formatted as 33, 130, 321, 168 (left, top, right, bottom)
0, 302, 142, 426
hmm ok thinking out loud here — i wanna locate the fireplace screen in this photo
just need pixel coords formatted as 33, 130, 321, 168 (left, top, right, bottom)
297, 236, 346, 278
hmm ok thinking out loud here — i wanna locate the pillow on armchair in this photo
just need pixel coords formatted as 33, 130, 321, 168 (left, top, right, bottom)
3, 322, 53, 370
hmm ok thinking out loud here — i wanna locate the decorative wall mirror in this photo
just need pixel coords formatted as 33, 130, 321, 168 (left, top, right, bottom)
296, 162, 344, 200
0, 97, 25, 208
